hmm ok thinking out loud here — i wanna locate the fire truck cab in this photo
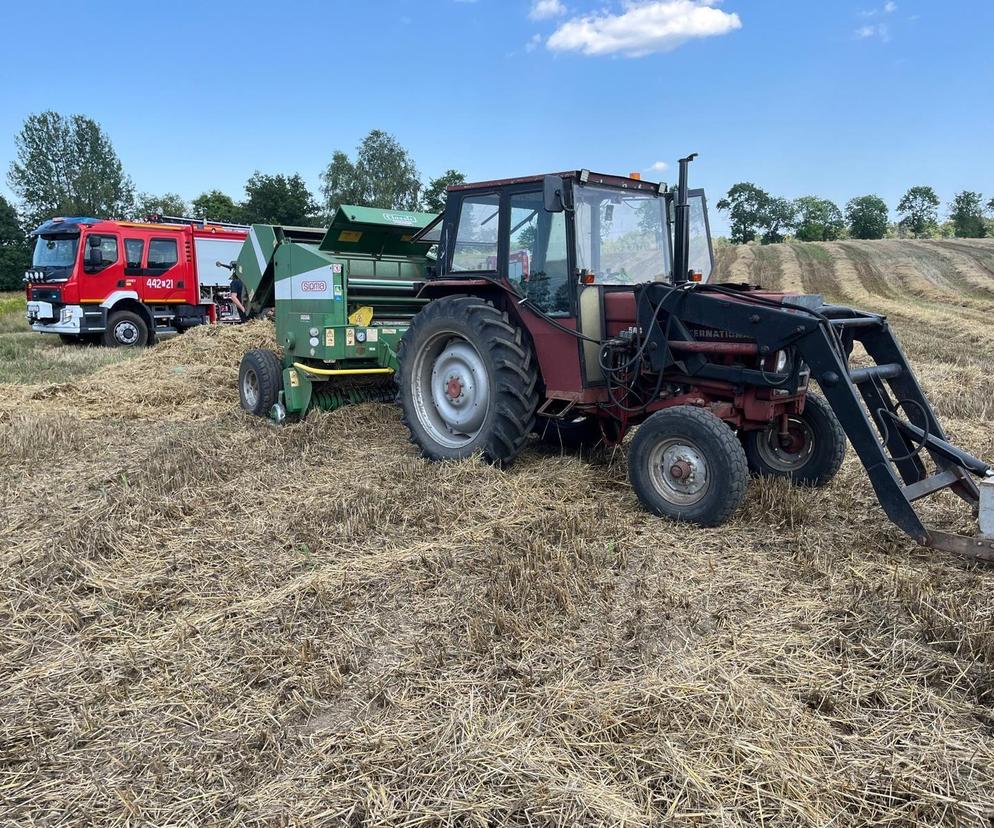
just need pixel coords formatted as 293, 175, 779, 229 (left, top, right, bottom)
25, 216, 248, 346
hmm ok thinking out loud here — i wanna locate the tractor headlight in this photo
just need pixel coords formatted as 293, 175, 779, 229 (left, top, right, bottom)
774, 350, 789, 373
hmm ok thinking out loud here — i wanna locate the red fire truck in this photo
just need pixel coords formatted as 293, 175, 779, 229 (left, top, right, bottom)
25, 216, 248, 346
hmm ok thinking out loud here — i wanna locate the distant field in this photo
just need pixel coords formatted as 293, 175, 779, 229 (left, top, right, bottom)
0, 292, 137, 384
2, 242, 994, 826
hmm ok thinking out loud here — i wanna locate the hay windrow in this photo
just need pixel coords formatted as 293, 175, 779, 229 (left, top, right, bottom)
2, 244, 994, 826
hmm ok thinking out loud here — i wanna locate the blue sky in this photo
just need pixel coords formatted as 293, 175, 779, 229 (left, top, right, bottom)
1, 0, 991, 234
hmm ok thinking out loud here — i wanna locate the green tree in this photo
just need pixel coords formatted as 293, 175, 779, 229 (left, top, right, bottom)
422, 169, 466, 213
761, 197, 797, 244
845, 195, 889, 240
716, 182, 771, 244
242, 173, 317, 225
897, 185, 940, 238
132, 192, 189, 220
192, 190, 245, 224
321, 129, 421, 212
8, 111, 134, 226
948, 191, 987, 238
0, 195, 31, 291
793, 196, 844, 242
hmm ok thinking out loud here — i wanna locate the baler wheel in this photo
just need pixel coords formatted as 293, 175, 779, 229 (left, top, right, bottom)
742, 393, 846, 487
629, 406, 748, 527
399, 296, 538, 466
239, 349, 283, 417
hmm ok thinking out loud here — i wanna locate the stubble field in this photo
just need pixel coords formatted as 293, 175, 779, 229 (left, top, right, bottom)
2, 239, 994, 826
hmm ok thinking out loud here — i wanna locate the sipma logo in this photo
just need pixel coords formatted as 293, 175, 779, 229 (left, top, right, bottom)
300, 280, 328, 292
383, 212, 417, 226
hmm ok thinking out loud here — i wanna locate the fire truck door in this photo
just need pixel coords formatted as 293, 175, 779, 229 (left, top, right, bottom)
140, 237, 185, 303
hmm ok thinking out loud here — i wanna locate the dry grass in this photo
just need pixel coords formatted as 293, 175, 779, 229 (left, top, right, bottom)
2, 243, 994, 826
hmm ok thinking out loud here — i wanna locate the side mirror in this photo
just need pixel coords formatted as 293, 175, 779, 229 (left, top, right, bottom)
543, 175, 566, 213
88, 246, 103, 268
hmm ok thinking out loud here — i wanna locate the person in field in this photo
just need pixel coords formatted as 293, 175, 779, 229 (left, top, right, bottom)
228, 271, 247, 323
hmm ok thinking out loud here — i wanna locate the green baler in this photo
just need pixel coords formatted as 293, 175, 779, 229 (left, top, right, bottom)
235, 205, 437, 419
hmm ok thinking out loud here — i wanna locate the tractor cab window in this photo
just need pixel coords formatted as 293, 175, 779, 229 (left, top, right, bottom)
451, 194, 499, 272
147, 238, 178, 271
574, 187, 670, 286
688, 192, 714, 283
508, 190, 570, 315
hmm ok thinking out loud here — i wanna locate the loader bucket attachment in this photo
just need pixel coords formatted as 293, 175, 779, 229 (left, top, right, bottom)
636, 282, 994, 563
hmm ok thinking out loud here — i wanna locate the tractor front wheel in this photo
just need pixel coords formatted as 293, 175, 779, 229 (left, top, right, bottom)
742, 393, 846, 487
629, 406, 748, 527
239, 349, 283, 417
399, 296, 538, 465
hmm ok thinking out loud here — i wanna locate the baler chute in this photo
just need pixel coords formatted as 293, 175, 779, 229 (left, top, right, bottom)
235, 206, 437, 418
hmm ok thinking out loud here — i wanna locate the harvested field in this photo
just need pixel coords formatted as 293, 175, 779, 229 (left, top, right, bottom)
2, 241, 994, 827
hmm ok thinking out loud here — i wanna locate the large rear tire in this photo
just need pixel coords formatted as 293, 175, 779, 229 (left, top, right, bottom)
629, 406, 748, 527
742, 393, 845, 487
399, 296, 538, 465
103, 310, 149, 348
240, 349, 283, 417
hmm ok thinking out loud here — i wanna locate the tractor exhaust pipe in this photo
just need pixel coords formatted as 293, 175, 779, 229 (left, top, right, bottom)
672, 153, 698, 286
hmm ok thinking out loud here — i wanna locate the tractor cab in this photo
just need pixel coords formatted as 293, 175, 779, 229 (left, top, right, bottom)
423, 170, 714, 309
417, 170, 715, 400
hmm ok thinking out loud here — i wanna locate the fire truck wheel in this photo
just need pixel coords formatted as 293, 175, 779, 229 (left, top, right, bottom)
629, 406, 748, 527
399, 296, 538, 466
742, 393, 846, 487
239, 349, 283, 417
103, 310, 150, 348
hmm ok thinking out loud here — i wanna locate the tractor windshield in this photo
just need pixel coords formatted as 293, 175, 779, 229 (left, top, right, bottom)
33, 235, 79, 270
574, 186, 671, 285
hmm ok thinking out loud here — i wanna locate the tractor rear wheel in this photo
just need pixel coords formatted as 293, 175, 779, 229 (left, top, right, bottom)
399, 296, 538, 465
240, 349, 283, 417
742, 393, 845, 487
629, 406, 748, 527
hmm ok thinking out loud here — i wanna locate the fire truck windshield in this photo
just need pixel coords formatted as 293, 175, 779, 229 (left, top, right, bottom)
33, 236, 79, 269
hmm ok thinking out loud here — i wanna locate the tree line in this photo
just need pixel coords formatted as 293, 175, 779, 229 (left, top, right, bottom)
716, 182, 994, 245
1, 111, 465, 289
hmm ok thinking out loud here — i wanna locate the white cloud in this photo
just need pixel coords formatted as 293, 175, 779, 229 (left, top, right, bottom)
855, 22, 890, 41
546, 0, 742, 58
530, 0, 566, 20
525, 33, 543, 52
648, 161, 669, 173
884, 1, 897, 12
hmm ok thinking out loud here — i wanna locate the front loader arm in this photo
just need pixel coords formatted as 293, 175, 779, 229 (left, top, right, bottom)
636, 282, 994, 562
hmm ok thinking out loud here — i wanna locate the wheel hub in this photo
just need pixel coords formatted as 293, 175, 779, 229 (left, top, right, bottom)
648, 439, 710, 506
445, 375, 465, 401
412, 333, 491, 448
759, 417, 815, 471
242, 368, 260, 408
115, 321, 138, 345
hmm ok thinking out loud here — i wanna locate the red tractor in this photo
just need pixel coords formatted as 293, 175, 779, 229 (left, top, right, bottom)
397, 155, 994, 559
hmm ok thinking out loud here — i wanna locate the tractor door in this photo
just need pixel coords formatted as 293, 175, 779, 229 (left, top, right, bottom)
572, 184, 673, 385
